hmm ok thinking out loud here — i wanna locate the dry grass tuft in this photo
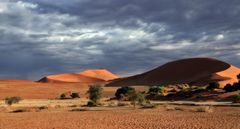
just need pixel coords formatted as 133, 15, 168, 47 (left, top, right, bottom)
141, 104, 157, 109
71, 108, 90, 112
117, 102, 131, 107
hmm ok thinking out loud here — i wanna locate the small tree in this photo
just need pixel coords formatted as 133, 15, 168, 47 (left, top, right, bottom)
128, 91, 146, 108
206, 82, 219, 90
5, 96, 22, 106
115, 86, 135, 99
87, 85, 103, 106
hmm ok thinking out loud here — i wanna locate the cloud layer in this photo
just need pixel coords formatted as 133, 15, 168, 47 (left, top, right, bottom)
0, 0, 240, 80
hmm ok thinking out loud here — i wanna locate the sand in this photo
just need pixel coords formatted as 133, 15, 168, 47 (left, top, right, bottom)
0, 80, 148, 99
0, 106, 239, 129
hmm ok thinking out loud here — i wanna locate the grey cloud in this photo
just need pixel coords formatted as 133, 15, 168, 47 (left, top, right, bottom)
0, 0, 239, 79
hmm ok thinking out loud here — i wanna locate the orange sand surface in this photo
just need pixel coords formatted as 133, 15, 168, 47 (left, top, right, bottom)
0, 106, 239, 129
0, 80, 147, 99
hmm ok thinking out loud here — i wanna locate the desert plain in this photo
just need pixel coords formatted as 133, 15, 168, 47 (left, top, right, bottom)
0, 58, 240, 129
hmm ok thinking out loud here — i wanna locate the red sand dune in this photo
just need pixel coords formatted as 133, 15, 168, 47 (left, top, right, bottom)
107, 58, 240, 88
38, 69, 120, 83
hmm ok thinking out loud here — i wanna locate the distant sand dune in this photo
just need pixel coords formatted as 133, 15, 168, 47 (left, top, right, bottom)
107, 58, 240, 87
38, 69, 120, 83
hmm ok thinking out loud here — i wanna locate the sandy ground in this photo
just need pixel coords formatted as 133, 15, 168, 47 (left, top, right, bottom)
0, 80, 147, 99
0, 106, 239, 129
0, 80, 239, 129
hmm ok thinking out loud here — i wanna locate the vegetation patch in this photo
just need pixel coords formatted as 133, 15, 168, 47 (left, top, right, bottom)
223, 74, 240, 92
5, 96, 22, 106
148, 85, 165, 95
87, 84, 103, 106
233, 93, 240, 103
59, 91, 80, 99
70, 92, 80, 99
206, 82, 220, 91
115, 86, 136, 100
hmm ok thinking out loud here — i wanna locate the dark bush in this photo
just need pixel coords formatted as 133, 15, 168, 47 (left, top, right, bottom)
5, 96, 22, 106
223, 74, 240, 92
206, 82, 219, 90
224, 84, 234, 92
148, 85, 165, 95
87, 100, 96, 107
224, 82, 240, 92
237, 73, 240, 80
60, 93, 67, 99
70, 92, 80, 98
115, 86, 135, 99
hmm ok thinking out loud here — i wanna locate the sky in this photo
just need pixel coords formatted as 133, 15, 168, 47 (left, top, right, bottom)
0, 0, 240, 80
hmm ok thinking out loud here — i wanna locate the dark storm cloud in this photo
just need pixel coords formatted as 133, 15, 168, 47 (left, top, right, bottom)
0, 0, 240, 79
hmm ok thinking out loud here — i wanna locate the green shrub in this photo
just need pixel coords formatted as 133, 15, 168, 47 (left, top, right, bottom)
115, 86, 135, 99
5, 96, 22, 106
233, 94, 240, 103
148, 85, 165, 95
87, 100, 97, 107
206, 82, 219, 90
129, 92, 146, 107
87, 84, 103, 104
70, 92, 80, 99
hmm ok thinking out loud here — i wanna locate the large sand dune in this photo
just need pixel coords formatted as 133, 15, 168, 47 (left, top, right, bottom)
38, 69, 119, 83
107, 58, 240, 87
